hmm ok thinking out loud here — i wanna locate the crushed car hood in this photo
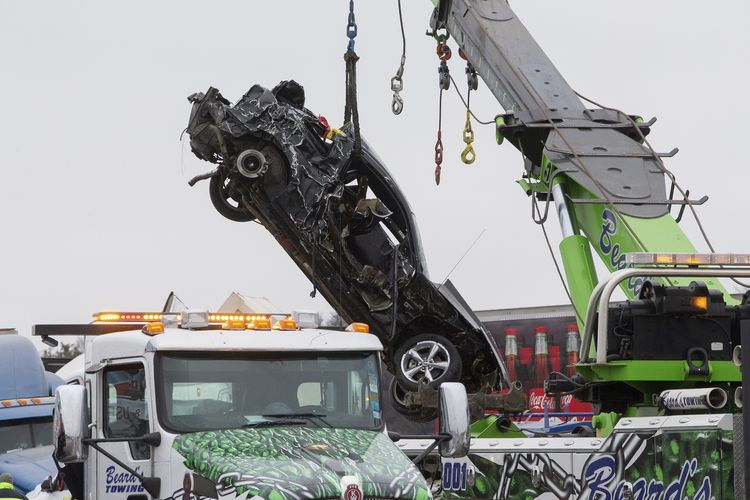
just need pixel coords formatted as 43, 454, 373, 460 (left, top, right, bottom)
172, 426, 430, 500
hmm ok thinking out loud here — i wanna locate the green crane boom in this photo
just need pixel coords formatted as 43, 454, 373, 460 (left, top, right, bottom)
426, 0, 731, 323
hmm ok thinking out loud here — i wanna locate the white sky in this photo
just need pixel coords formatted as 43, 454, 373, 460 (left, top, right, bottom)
1, 1, 748, 341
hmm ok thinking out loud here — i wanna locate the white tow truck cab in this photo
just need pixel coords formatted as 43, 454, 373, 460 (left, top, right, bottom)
38, 311, 470, 500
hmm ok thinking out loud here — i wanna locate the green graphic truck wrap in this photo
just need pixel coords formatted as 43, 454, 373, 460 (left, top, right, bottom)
171, 427, 430, 500
430, 415, 734, 500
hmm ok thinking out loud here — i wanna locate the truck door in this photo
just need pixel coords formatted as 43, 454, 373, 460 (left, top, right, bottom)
96, 362, 152, 499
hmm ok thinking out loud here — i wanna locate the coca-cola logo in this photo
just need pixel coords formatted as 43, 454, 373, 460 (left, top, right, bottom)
528, 389, 573, 411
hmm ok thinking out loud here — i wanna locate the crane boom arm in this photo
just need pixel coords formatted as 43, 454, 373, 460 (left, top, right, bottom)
429, 0, 731, 318
432, 0, 585, 123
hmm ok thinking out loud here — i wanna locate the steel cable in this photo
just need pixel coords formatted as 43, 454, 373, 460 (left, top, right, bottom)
574, 91, 750, 289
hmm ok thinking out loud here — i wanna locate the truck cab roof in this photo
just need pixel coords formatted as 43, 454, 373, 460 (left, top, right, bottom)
0, 330, 51, 400
87, 327, 384, 361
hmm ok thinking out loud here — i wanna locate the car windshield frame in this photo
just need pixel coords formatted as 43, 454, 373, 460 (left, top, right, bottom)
155, 350, 384, 434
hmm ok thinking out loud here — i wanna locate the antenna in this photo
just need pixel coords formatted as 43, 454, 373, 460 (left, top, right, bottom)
438, 228, 486, 289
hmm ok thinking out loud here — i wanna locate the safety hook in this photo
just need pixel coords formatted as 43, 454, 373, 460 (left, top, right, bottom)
461, 110, 476, 165
391, 76, 404, 115
461, 144, 476, 164
436, 42, 452, 61
392, 94, 404, 115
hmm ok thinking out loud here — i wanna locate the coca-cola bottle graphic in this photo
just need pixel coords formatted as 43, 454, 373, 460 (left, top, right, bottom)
566, 323, 580, 377
518, 347, 533, 392
549, 345, 561, 374
534, 325, 549, 387
503, 327, 519, 382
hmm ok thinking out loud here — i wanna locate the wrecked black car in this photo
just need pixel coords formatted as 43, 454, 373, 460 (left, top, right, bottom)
185, 81, 508, 414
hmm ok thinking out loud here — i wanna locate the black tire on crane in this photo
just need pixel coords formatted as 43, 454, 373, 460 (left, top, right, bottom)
208, 173, 256, 222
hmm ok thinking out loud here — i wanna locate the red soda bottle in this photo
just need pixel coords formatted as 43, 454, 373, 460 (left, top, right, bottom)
534, 325, 549, 387
549, 345, 561, 374
503, 327, 519, 382
518, 347, 533, 391
566, 324, 580, 377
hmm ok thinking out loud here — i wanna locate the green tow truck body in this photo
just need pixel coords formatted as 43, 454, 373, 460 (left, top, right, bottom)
395, 1, 750, 498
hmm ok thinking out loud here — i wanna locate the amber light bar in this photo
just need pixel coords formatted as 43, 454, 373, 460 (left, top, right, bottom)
94, 312, 169, 322
93, 312, 275, 323
626, 252, 750, 266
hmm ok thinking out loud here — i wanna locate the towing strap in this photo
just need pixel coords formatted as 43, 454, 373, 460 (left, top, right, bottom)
344, 0, 362, 158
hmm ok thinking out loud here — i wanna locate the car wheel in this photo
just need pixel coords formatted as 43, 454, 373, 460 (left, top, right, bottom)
236, 149, 269, 179
388, 377, 436, 422
393, 334, 462, 391
208, 173, 256, 222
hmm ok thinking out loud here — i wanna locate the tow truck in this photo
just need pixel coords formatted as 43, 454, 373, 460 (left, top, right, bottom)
0, 329, 63, 493
183, 0, 750, 498
36, 310, 470, 499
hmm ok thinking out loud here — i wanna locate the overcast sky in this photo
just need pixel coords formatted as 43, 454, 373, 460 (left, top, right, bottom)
1, 1, 748, 342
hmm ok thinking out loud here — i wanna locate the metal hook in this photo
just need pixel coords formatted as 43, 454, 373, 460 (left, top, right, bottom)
391, 76, 404, 115
392, 94, 404, 115
461, 111, 476, 164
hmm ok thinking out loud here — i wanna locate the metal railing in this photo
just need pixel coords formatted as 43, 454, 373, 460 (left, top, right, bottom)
578, 267, 750, 364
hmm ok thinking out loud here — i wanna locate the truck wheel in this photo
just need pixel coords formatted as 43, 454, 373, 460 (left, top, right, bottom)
209, 173, 256, 222
388, 377, 437, 422
393, 334, 462, 391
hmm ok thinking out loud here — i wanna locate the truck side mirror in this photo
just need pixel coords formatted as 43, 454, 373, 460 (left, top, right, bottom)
53, 385, 89, 463
438, 382, 470, 458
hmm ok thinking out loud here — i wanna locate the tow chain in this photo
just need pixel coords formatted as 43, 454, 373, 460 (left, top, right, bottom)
434, 40, 451, 185
313, 0, 360, 300
460, 52, 478, 164
390, 0, 406, 115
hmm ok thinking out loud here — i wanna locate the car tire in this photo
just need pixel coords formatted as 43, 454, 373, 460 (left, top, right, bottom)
209, 173, 256, 222
393, 334, 462, 391
388, 377, 437, 423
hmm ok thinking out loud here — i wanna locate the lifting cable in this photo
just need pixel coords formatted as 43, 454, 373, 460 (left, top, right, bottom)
447, 74, 494, 125
437, 7, 680, 295
574, 90, 750, 289
390, 0, 406, 115
428, 39, 493, 180
517, 140, 584, 324
459, 49, 478, 165
312, 0, 363, 300
469, 26, 661, 277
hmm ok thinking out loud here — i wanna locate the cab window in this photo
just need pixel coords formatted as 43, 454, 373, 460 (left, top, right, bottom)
157, 352, 382, 432
103, 364, 150, 460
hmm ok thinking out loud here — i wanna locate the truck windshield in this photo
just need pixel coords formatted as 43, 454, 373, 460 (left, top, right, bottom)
0, 418, 53, 454
156, 352, 382, 433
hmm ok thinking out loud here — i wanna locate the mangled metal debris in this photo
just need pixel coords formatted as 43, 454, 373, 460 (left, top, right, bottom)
186, 81, 508, 410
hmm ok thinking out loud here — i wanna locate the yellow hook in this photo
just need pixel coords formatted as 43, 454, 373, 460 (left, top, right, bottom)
461, 110, 476, 164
